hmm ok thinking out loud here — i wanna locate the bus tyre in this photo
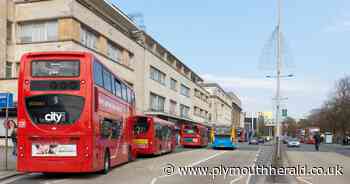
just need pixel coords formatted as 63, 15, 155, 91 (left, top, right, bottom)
128, 146, 132, 162
102, 151, 110, 174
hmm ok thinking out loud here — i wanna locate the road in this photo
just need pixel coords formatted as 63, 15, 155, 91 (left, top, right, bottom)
3, 143, 349, 184
0, 144, 263, 184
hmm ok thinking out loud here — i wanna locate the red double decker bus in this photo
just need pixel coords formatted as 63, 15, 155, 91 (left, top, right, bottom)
180, 124, 209, 147
17, 51, 137, 174
132, 116, 176, 155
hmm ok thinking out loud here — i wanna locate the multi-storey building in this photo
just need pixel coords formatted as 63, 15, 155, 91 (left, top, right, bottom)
201, 83, 241, 127
0, 0, 211, 132
227, 92, 242, 128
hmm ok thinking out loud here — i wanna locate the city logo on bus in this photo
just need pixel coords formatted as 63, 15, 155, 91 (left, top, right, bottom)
44, 112, 66, 123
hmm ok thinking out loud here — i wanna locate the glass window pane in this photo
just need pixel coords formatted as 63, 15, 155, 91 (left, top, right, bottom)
20, 24, 32, 42
102, 68, 112, 92
46, 21, 58, 41
115, 79, 122, 97
93, 61, 103, 86
6, 62, 12, 78
121, 83, 127, 101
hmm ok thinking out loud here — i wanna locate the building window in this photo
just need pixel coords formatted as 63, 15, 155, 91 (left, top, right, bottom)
107, 42, 122, 63
129, 54, 134, 67
5, 62, 12, 78
19, 20, 58, 43
150, 66, 166, 85
7, 21, 12, 43
180, 84, 190, 97
170, 100, 177, 115
170, 78, 177, 91
81, 26, 98, 50
194, 106, 199, 116
180, 104, 190, 118
194, 89, 201, 98
16, 63, 20, 77
150, 93, 165, 112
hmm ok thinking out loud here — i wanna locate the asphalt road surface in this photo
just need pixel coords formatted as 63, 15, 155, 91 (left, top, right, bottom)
0, 144, 262, 184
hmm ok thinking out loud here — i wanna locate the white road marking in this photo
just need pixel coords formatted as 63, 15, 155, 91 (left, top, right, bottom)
0, 174, 36, 184
230, 175, 244, 184
41, 179, 68, 184
243, 146, 262, 184
297, 177, 313, 184
150, 151, 227, 184
188, 151, 227, 167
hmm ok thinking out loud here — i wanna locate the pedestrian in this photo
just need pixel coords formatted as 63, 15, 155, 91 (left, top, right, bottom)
313, 132, 321, 151
9, 120, 17, 156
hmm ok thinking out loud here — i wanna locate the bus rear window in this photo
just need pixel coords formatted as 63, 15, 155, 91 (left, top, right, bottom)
25, 94, 85, 125
32, 60, 80, 77
134, 117, 149, 135
183, 126, 198, 134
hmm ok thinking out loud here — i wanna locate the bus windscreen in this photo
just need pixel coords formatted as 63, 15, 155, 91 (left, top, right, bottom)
215, 127, 231, 135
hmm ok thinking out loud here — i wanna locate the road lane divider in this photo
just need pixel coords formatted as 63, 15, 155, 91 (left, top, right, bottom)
150, 151, 228, 184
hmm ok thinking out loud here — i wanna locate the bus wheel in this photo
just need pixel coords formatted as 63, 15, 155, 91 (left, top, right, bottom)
102, 151, 110, 174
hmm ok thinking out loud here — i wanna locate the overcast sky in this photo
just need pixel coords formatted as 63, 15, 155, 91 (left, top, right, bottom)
112, 0, 350, 119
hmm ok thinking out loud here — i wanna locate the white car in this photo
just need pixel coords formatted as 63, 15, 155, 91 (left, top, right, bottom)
287, 138, 300, 147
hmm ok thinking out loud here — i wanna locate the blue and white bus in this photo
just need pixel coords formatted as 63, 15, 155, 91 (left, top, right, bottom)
211, 126, 238, 149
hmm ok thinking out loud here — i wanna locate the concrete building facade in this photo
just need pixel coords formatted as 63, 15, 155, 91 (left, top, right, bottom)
201, 83, 241, 127
0, 0, 211, 131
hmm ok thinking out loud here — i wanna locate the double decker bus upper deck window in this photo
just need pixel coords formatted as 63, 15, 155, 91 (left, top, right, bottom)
32, 60, 80, 77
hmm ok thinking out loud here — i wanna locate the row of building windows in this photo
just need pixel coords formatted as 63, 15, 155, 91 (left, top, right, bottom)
150, 66, 166, 85
150, 66, 195, 98
149, 93, 208, 119
93, 60, 135, 105
194, 106, 209, 119
194, 88, 209, 103
19, 20, 58, 43
150, 93, 191, 117
16, 20, 133, 68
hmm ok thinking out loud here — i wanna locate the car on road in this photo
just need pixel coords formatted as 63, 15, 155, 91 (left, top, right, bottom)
249, 138, 259, 145
287, 138, 301, 147
342, 135, 350, 145
258, 137, 265, 144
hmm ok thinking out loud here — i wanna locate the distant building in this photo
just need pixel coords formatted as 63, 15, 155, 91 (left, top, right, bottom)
201, 83, 242, 127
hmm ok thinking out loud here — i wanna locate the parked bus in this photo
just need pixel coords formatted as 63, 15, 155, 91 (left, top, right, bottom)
211, 126, 238, 149
132, 115, 176, 155
17, 51, 137, 174
180, 124, 209, 147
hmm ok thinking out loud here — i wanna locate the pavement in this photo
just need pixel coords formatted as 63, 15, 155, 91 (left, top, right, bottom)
0, 146, 20, 181
286, 143, 350, 184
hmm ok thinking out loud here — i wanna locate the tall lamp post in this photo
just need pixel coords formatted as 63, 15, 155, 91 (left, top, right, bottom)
266, 74, 294, 159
